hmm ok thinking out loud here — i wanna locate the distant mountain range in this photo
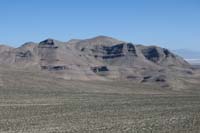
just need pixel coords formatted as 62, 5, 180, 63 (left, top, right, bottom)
173, 49, 200, 59
173, 49, 200, 65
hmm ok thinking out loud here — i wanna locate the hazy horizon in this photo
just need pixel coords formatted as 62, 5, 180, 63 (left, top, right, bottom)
0, 0, 199, 50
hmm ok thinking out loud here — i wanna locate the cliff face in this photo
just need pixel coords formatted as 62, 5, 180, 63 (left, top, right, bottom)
0, 36, 192, 87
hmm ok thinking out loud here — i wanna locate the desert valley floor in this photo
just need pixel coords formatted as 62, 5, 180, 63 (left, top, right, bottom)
0, 66, 200, 133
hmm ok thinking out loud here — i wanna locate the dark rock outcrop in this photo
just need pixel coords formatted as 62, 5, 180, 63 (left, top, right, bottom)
16, 51, 32, 58
38, 39, 58, 48
41, 65, 66, 71
91, 66, 109, 73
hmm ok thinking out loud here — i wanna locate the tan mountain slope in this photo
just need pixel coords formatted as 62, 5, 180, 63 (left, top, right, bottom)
0, 36, 195, 89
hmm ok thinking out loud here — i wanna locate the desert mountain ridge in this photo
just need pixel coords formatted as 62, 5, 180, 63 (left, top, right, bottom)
0, 36, 197, 89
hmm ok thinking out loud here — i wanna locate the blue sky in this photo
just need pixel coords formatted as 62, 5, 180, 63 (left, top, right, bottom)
0, 0, 199, 50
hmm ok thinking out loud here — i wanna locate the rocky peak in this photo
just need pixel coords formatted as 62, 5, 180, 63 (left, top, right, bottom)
38, 39, 59, 49
76, 36, 124, 48
22, 42, 37, 46
139, 46, 190, 67
39, 38, 55, 45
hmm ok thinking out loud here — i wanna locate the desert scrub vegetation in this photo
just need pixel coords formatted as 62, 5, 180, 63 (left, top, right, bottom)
0, 89, 200, 133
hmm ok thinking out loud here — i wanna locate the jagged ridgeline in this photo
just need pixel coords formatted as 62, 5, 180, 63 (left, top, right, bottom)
0, 36, 193, 88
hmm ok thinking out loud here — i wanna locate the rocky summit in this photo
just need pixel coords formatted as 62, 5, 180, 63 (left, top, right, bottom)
0, 36, 195, 89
